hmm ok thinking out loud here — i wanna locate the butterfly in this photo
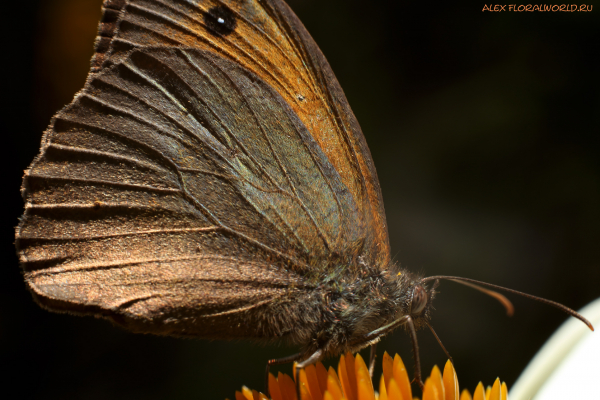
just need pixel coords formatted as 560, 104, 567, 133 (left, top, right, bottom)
17, 0, 592, 395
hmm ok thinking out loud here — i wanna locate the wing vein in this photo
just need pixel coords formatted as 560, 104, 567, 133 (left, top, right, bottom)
46, 143, 173, 177
209, 53, 333, 252
128, 1, 302, 102
19, 226, 220, 241
26, 174, 182, 195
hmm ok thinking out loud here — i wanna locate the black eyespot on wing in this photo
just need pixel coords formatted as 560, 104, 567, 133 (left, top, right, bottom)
203, 5, 237, 37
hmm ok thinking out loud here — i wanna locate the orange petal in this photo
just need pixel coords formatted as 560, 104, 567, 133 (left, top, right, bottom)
423, 377, 441, 400
488, 379, 501, 400
473, 383, 485, 400
241, 386, 254, 400
379, 375, 389, 400
354, 354, 368, 375
317, 362, 329, 393
392, 354, 412, 400
339, 354, 351, 400
355, 354, 375, 395
382, 352, 394, 391
500, 382, 508, 400
328, 366, 342, 385
358, 377, 376, 400
324, 391, 335, 400
270, 373, 284, 400
300, 377, 314, 400
355, 357, 375, 400
346, 353, 358, 399
255, 390, 269, 400
235, 391, 248, 400
299, 365, 320, 400
442, 360, 459, 400
339, 353, 357, 400
429, 365, 445, 400
305, 364, 324, 400
459, 389, 472, 400
279, 372, 298, 400
387, 379, 404, 400
327, 371, 345, 400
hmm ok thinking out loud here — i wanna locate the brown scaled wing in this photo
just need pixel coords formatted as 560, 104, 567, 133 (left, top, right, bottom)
16, 0, 390, 339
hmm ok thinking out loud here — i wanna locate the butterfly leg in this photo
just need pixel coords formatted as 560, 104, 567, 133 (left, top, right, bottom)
265, 352, 302, 397
294, 348, 324, 400
360, 315, 426, 391
406, 316, 425, 391
368, 342, 377, 378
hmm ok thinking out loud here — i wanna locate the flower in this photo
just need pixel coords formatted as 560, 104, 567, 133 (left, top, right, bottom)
510, 297, 599, 400
229, 352, 509, 400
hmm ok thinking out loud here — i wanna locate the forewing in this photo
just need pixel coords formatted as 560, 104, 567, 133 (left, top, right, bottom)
93, 0, 390, 267
17, 47, 361, 337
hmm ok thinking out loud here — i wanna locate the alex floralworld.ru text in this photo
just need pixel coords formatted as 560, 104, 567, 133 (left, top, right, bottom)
482, 4, 593, 12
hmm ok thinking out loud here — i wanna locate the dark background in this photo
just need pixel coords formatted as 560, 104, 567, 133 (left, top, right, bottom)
2, 0, 599, 398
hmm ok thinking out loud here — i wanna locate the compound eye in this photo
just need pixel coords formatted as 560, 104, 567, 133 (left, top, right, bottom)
411, 285, 428, 316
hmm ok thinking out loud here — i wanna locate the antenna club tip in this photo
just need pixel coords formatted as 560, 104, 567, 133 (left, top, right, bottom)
505, 304, 515, 317
578, 316, 594, 331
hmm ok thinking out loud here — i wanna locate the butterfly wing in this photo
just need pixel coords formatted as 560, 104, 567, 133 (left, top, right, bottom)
93, 0, 390, 267
17, 0, 390, 339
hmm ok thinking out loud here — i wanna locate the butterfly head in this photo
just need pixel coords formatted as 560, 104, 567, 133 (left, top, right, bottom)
336, 270, 440, 357
409, 283, 429, 317
391, 271, 438, 329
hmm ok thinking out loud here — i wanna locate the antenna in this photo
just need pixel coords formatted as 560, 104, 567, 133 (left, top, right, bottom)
421, 275, 594, 331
